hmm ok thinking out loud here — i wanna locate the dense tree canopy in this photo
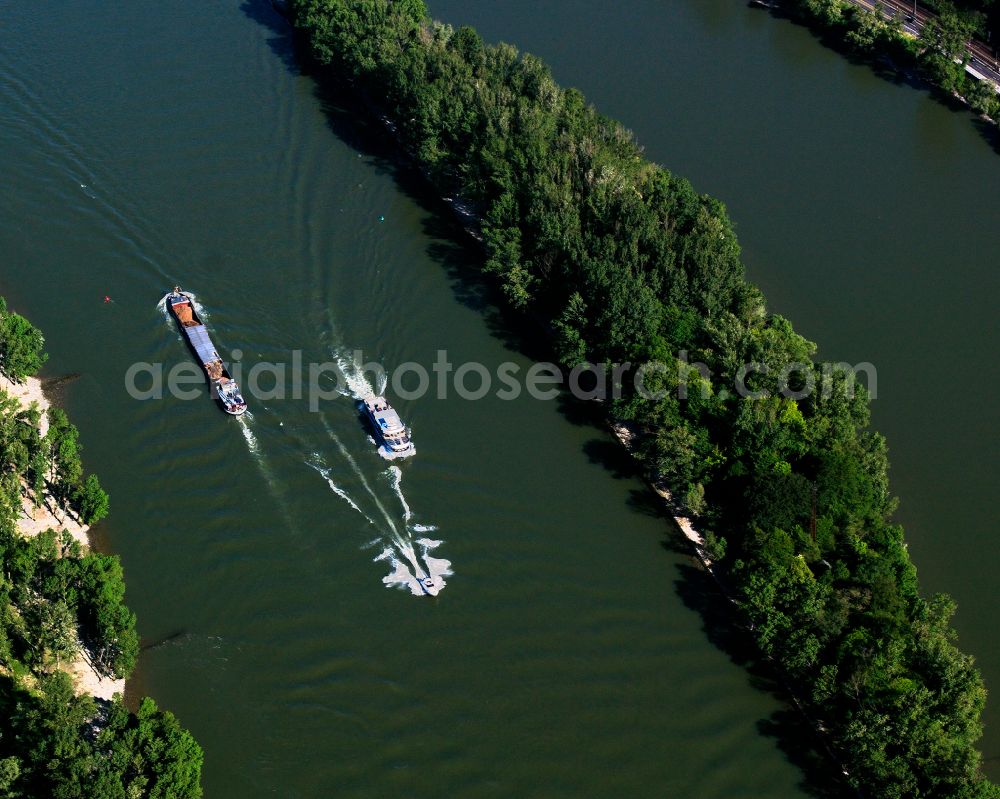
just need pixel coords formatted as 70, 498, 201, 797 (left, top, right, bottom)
0, 299, 46, 384
0, 673, 202, 799
286, 2, 999, 795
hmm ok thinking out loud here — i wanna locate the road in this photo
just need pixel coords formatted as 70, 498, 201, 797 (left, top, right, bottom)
846, 0, 1000, 89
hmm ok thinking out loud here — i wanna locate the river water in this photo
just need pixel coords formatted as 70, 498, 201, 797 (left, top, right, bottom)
1, 0, 996, 796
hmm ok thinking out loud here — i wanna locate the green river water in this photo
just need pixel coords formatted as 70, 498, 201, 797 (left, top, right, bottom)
1, 0, 997, 796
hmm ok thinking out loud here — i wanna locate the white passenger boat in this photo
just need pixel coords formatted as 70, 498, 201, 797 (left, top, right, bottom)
362, 394, 414, 459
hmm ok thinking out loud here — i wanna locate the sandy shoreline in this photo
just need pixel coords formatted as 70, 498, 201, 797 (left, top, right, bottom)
609, 421, 713, 569
17, 493, 91, 551
1, 372, 125, 701
0, 372, 50, 437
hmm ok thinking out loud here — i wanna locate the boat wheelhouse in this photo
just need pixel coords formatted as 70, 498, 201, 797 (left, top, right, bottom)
362, 394, 414, 459
167, 287, 247, 416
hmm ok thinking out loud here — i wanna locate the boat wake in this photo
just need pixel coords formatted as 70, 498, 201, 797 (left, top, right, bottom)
320, 416, 400, 535
306, 455, 373, 523
237, 412, 261, 455
234, 412, 301, 536
381, 465, 451, 596
305, 420, 451, 597
375, 538, 452, 597
377, 443, 416, 461
330, 348, 388, 400
412, 523, 438, 533
415, 537, 452, 593
387, 465, 412, 522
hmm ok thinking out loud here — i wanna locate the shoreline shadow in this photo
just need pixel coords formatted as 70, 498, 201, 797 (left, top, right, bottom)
740, 2, 1000, 156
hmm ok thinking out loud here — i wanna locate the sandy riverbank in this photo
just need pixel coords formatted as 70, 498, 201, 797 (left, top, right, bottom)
0, 372, 50, 437
1, 373, 89, 549
17, 491, 92, 550
609, 421, 713, 569
65, 641, 124, 702
1, 372, 125, 700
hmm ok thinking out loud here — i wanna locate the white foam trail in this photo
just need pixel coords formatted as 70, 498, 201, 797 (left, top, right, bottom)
389, 538, 452, 596
238, 416, 279, 495
386, 468, 451, 594
397, 541, 425, 577
415, 537, 443, 548
306, 458, 374, 524
320, 473, 367, 517
377, 528, 452, 597
373, 535, 442, 597
238, 415, 261, 456
418, 538, 453, 595
330, 349, 386, 399
374, 547, 420, 595
386, 465, 412, 522
397, 541, 433, 593
235, 416, 299, 535
378, 550, 425, 596
320, 416, 400, 537
311, 404, 450, 596
337, 356, 373, 398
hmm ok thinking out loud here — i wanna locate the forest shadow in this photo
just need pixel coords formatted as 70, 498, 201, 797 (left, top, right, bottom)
673, 555, 853, 798
240, 0, 300, 73
582, 436, 640, 480
972, 114, 1000, 155
241, 4, 856, 795
744, 2, 1000, 154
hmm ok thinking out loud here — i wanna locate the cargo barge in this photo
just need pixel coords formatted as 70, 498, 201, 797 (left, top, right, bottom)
166, 287, 247, 415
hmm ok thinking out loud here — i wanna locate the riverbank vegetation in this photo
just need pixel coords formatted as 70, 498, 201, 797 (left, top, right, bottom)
789, 0, 1000, 121
0, 299, 46, 384
0, 297, 203, 797
287, 1, 998, 795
